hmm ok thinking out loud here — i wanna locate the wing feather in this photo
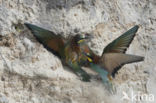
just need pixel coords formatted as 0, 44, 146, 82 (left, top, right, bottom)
103, 25, 139, 54
25, 23, 65, 57
100, 53, 144, 77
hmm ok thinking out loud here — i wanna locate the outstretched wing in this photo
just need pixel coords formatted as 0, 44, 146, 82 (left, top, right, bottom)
25, 23, 65, 58
103, 25, 139, 54
101, 53, 144, 77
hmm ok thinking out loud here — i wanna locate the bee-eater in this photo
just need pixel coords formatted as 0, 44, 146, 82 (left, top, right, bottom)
24, 23, 91, 81
79, 25, 144, 88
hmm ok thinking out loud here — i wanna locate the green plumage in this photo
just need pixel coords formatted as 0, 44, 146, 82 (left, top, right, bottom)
82, 25, 144, 77
25, 23, 90, 82
103, 25, 139, 53
89, 63, 113, 92
25, 23, 144, 92
78, 25, 144, 91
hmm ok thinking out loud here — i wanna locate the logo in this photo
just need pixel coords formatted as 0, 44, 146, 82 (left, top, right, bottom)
121, 90, 154, 102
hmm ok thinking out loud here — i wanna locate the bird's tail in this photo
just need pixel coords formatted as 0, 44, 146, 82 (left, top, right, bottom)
89, 63, 114, 93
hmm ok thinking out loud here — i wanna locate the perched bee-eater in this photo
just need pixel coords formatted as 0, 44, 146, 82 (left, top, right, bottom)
25, 23, 91, 81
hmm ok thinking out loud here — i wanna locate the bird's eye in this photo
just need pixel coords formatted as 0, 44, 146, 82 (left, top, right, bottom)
87, 53, 90, 56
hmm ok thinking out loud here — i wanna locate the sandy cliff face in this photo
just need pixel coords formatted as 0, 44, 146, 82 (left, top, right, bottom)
0, 0, 155, 103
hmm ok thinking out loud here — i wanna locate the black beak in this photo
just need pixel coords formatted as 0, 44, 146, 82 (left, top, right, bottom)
84, 33, 94, 39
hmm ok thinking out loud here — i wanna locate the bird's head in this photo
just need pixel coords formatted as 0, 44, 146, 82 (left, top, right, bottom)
74, 33, 93, 44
